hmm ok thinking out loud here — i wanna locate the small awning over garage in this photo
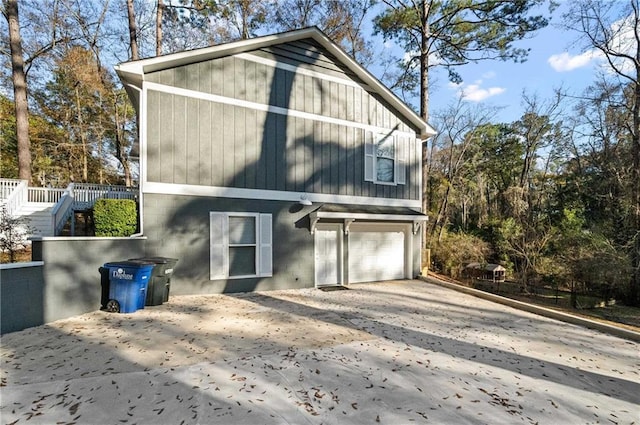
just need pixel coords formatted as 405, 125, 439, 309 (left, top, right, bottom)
308, 204, 428, 235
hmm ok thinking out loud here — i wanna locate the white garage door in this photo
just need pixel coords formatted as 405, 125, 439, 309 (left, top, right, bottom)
348, 226, 406, 283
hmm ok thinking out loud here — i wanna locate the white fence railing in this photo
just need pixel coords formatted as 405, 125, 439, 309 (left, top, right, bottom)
1, 179, 139, 236
1, 179, 28, 217
0, 179, 25, 199
51, 184, 75, 236
72, 183, 138, 210
27, 187, 67, 203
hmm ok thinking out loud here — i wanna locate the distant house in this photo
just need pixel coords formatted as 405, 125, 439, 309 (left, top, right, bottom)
464, 262, 506, 283
115, 27, 436, 294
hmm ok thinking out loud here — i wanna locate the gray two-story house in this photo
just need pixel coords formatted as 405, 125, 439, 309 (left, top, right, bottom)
116, 27, 436, 295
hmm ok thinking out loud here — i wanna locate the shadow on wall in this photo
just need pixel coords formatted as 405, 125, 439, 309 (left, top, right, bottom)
30, 237, 146, 325
152, 50, 416, 294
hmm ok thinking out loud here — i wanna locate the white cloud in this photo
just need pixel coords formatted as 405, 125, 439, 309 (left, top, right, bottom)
548, 11, 637, 75
548, 51, 596, 72
611, 15, 636, 53
461, 84, 506, 102
448, 79, 505, 102
605, 14, 636, 74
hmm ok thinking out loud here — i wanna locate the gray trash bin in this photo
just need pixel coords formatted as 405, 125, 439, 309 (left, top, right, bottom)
129, 257, 178, 306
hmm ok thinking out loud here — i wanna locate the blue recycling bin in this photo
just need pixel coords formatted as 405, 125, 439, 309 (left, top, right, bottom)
103, 261, 155, 313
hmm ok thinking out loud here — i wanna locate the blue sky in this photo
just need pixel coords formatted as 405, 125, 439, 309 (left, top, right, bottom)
429, 17, 596, 123
369, 2, 605, 125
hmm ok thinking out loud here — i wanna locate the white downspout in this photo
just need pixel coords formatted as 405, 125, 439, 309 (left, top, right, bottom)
126, 82, 145, 238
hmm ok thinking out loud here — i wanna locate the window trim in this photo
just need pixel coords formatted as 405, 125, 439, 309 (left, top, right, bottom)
210, 212, 272, 280
374, 133, 396, 185
364, 132, 408, 186
227, 213, 259, 279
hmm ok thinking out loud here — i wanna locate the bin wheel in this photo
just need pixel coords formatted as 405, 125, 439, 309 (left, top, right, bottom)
106, 299, 120, 313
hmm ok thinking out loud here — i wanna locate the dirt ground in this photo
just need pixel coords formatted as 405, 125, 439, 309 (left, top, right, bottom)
2, 280, 639, 424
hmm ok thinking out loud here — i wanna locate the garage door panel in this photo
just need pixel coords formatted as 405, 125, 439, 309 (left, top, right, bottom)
348, 229, 405, 283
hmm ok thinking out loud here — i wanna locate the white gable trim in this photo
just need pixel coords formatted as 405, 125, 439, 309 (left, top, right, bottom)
144, 181, 422, 209
145, 81, 417, 139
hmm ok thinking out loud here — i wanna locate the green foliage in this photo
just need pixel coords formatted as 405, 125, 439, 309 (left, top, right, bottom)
33, 46, 129, 186
93, 199, 138, 237
431, 230, 491, 278
546, 208, 630, 298
1, 95, 19, 178
474, 123, 523, 194
0, 93, 96, 187
374, 0, 552, 86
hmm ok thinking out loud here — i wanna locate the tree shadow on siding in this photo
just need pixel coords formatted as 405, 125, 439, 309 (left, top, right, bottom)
162, 43, 418, 294
28, 238, 146, 326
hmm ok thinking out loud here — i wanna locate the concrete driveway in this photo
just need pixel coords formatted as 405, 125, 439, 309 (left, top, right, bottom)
1, 279, 639, 424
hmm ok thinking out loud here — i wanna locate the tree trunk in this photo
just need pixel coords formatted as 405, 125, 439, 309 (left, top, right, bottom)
420, 0, 431, 253
75, 86, 88, 182
4, 0, 31, 183
114, 93, 132, 187
156, 0, 163, 56
239, 0, 250, 40
126, 0, 140, 60
98, 139, 104, 184
419, 0, 429, 121
630, 59, 640, 306
432, 183, 451, 241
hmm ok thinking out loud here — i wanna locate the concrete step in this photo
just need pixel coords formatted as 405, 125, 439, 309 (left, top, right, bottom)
14, 203, 55, 236
15, 202, 55, 214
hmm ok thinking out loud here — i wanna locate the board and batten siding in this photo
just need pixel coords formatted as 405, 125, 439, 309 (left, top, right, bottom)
145, 38, 421, 201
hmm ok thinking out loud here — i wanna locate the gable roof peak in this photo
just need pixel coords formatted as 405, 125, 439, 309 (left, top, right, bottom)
115, 27, 435, 138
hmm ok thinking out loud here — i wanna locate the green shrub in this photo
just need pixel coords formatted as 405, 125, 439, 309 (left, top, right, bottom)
93, 199, 137, 237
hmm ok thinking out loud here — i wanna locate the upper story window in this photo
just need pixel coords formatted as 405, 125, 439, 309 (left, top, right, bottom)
376, 134, 395, 183
364, 132, 408, 185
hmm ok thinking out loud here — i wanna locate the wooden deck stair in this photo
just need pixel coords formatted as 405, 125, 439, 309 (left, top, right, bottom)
14, 202, 55, 237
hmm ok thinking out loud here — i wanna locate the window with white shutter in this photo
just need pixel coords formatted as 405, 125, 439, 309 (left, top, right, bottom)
210, 213, 227, 280
364, 132, 409, 186
364, 131, 375, 182
396, 135, 407, 185
210, 212, 273, 280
